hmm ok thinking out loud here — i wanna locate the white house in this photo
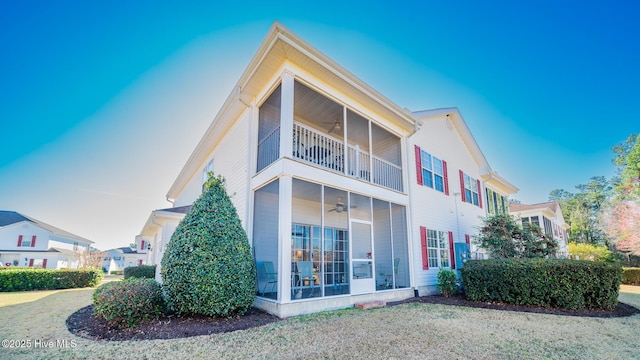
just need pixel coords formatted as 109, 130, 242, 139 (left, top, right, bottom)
144, 22, 518, 317
101, 247, 147, 273
0, 210, 93, 269
138, 206, 190, 267
510, 201, 570, 257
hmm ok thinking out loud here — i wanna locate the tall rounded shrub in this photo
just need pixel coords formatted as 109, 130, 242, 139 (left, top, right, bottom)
161, 174, 256, 318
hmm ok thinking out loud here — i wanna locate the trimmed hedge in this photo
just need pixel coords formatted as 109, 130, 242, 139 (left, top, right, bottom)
461, 259, 622, 310
0, 267, 104, 292
93, 278, 165, 328
124, 265, 156, 279
622, 267, 640, 285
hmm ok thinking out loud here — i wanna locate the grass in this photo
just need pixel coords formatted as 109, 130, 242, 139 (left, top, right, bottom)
0, 286, 639, 359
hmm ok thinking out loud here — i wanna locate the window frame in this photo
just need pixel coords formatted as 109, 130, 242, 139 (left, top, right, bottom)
427, 229, 450, 269
420, 150, 445, 193
462, 173, 480, 207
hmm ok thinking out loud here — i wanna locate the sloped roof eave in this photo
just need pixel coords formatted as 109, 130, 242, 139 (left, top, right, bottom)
166, 22, 418, 201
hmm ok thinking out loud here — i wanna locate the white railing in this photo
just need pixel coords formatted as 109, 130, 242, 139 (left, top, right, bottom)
257, 122, 403, 192
347, 145, 370, 182
372, 156, 403, 192
293, 123, 344, 173
257, 126, 280, 172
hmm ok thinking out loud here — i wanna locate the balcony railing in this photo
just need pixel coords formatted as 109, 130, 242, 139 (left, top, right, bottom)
257, 126, 280, 172
294, 123, 344, 173
258, 122, 402, 192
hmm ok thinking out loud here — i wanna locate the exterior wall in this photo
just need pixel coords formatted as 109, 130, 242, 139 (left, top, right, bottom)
0, 222, 51, 251
0, 222, 83, 269
173, 108, 252, 229
408, 114, 487, 294
102, 249, 146, 273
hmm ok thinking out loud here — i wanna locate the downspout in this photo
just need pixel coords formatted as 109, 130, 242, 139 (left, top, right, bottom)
405, 118, 421, 295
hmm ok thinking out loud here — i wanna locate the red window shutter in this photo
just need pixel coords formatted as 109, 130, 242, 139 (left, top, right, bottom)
29, 259, 34, 267
31, 235, 36, 247
420, 226, 428, 270
42, 259, 48, 268
443, 160, 449, 195
448, 231, 455, 269
414, 145, 423, 186
465, 234, 470, 245
141, 240, 145, 250
477, 180, 483, 208
17, 235, 23, 247
459, 170, 466, 202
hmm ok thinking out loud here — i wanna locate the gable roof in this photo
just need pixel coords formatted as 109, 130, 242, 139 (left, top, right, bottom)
509, 201, 559, 213
0, 210, 93, 245
0, 211, 32, 227
139, 205, 191, 237
157, 205, 191, 214
411, 108, 518, 195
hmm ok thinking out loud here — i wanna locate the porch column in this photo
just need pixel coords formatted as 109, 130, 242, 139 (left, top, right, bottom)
279, 71, 294, 159
278, 175, 293, 302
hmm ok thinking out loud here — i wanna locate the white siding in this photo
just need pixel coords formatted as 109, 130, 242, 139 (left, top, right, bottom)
173, 109, 252, 229
0, 222, 50, 251
408, 114, 487, 290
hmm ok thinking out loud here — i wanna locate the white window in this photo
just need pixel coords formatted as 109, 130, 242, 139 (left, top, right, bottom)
421, 150, 445, 193
202, 159, 214, 191
427, 230, 450, 268
463, 173, 480, 206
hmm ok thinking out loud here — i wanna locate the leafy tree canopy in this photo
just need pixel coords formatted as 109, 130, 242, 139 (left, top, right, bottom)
474, 213, 558, 259
612, 133, 640, 200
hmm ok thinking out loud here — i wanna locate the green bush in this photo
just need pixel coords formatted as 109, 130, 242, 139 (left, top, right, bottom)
461, 259, 622, 310
0, 267, 103, 292
161, 174, 256, 318
622, 267, 640, 285
124, 265, 156, 279
110, 270, 124, 275
436, 269, 458, 297
93, 278, 165, 328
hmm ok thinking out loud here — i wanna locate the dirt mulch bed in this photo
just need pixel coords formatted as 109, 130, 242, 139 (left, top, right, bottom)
388, 294, 640, 318
68, 296, 639, 341
67, 306, 280, 341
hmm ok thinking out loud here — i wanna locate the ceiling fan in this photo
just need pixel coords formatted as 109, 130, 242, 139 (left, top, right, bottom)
323, 120, 342, 134
328, 196, 355, 213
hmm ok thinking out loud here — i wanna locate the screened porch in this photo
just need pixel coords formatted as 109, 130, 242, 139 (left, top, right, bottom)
252, 177, 410, 302
257, 80, 404, 192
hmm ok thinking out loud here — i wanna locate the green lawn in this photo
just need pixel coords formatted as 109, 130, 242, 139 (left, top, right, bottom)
1, 286, 639, 360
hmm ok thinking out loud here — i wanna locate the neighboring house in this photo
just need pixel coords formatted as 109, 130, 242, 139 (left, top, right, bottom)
143, 22, 518, 317
509, 201, 570, 258
101, 247, 146, 273
138, 206, 190, 268
0, 210, 93, 269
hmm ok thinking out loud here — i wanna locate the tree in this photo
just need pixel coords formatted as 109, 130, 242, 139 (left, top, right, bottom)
161, 174, 256, 318
75, 247, 105, 268
612, 133, 640, 200
474, 213, 558, 259
567, 242, 614, 262
549, 176, 611, 245
599, 200, 640, 256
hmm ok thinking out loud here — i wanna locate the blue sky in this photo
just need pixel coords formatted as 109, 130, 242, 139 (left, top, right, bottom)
1, 1, 638, 250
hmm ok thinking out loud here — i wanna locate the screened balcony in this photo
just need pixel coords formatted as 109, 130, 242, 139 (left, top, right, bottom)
257, 80, 404, 192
